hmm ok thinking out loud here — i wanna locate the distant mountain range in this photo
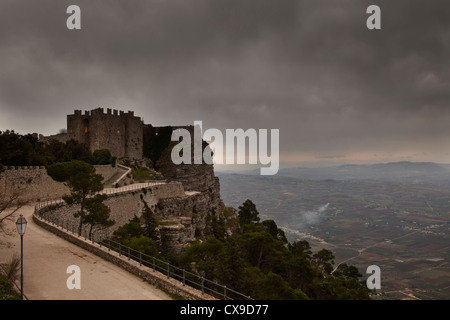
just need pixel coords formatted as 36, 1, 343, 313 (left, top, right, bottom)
218, 161, 450, 183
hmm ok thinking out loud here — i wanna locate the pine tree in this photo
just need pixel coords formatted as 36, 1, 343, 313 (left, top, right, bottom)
141, 200, 159, 242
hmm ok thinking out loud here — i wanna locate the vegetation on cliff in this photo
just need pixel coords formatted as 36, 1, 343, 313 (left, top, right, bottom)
111, 203, 162, 261
111, 198, 370, 300
175, 199, 370, 300
0, 130, 114, 166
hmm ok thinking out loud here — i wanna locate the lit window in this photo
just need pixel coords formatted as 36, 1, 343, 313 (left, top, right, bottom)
68, 128, 73, 134
84, 127, 88, 133
117, 130, 120, 134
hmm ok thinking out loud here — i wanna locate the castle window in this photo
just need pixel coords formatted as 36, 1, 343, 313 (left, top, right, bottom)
68, 128, 73, 134
117, 130, 120, 134
84, 127, 88, 133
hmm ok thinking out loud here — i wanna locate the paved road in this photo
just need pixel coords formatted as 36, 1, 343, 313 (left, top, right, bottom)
0, 205, 171, 300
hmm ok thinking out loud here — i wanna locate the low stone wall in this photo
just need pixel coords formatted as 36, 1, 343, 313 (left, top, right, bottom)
0, 165, 120, 203
0, 166, 70, 202
33, 213, 215, 300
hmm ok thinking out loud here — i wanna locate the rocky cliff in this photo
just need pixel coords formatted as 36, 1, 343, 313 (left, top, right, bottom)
147, 129, 240, 254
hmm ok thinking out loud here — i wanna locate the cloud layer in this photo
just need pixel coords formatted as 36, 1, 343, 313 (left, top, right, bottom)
1, 1, 450, 165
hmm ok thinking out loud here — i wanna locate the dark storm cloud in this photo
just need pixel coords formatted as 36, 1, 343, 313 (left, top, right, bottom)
1, 1, 450, 164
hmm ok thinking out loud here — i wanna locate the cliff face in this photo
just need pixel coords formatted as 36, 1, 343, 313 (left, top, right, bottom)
150, 137, 239, 254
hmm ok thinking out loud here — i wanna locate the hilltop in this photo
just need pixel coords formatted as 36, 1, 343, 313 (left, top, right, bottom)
230, 161, 450, 183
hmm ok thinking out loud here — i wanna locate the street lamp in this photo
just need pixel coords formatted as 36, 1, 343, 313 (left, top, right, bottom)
16, 214, 27, 300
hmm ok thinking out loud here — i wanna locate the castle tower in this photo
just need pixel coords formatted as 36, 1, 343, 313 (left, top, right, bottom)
66, 108, 143, 159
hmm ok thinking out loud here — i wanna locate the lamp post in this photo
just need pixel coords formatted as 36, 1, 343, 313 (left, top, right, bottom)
16, 214, 27, 300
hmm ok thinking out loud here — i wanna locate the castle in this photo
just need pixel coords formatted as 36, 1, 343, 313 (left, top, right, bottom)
42, 107, 192, 160
43, 108, 144, 159
66, 108, 144, 159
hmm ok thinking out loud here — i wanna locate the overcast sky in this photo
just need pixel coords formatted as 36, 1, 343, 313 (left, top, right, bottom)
1, 0, 450, 167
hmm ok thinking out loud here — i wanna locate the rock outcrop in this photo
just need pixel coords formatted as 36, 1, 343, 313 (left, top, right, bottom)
151, 137, 239, 254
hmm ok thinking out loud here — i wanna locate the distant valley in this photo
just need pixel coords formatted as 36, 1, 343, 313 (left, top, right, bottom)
217, 162, 450, 300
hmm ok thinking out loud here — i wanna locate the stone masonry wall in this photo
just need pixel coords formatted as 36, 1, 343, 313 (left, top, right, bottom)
38, 182, 190, 243
0, 166, 70, 202
0, 165, 121, 203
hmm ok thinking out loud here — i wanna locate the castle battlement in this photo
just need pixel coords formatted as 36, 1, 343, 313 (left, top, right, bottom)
4, 166, 46, 171
72, 108, 136, 118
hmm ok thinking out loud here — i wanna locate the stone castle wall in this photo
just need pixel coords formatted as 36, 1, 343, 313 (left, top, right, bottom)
0, 165, 121, 202
0, 166, 70, 202
44, 108, 144, 159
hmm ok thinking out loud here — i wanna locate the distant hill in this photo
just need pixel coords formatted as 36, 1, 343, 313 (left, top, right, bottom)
275, 161, 450, 183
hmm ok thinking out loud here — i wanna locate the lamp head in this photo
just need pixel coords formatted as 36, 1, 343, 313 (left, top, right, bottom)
16, 214, 27, 236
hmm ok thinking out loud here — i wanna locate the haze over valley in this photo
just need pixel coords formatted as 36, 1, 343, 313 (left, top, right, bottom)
217, 161, 450, 299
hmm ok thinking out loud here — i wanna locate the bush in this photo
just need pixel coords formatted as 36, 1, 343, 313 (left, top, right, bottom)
0, 255, 21, 300
2, 255, 20, 284
132, 168, 157, 181
93, 149, 113, 165
0, 273, 20, 300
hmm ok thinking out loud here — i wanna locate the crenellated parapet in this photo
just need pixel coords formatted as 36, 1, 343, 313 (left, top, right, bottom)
4, 165, 46, 170
72, 108, 136, 118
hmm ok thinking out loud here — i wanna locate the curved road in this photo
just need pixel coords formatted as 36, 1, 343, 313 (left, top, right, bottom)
0, 205, 171, 300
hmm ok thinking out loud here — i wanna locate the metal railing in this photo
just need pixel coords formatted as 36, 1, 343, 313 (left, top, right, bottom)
33, 185, 252, 301
97, 238, 251, 300
35, 181, 167, 208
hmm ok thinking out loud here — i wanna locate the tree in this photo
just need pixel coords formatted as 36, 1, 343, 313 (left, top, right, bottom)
238, 199, 260, 226
83, 193, 115, 237
288, 240, 313, 261
255, 272, 309, 300
0, 192, 24, 230
313, 249, 335, 276
0, 131, 95, 167
233, 230, 288, 275
123, 235, 159, 258
335, 263, 363, 280
0, 130, 44, 166
113, 216, 145, 242
47, 160, 110, 236
180, 237, 225, 280
63, 140, 94, 164
141, 201, 159, 242
93, 149, 113, 165
285, 255, 317, 295
205, 214, 227, 241
262, 219, 288, 244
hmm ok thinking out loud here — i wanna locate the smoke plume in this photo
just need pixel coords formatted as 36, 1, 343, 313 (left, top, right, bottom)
300, 203, 330, 225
